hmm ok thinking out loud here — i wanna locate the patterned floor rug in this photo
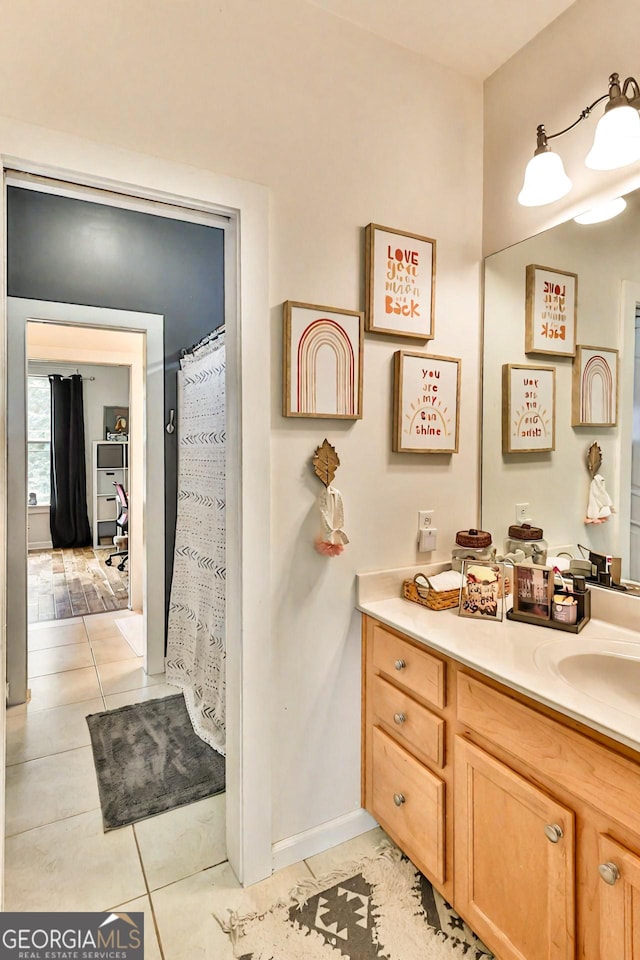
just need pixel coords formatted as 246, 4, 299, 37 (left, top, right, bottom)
219, 845, 494, 960
87, 693, 225, 830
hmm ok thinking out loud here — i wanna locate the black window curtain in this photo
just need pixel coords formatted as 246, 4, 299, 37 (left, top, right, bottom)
49, 374, 92, 549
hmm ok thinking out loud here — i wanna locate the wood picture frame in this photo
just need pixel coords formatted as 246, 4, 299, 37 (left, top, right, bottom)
512, 564, 554, 621
282, 301, 364, 419
393, 350, 460, 453
365, 223, 436, 339
525, 264, 578, 357
571, 344, 619, 427
502, 363, 555, 454
458, 560, 505, 622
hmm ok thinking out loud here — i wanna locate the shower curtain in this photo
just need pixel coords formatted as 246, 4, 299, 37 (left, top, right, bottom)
166, 335, 226, 755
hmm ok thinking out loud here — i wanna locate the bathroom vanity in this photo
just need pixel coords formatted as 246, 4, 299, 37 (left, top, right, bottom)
359, 572, 640, 960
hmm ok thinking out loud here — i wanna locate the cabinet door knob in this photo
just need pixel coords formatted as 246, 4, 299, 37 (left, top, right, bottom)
393, 793, 406, 807
394, 658, 406, 671
393, 712, 406, 725
598, 862, 621, 886
544, 823, 564, 844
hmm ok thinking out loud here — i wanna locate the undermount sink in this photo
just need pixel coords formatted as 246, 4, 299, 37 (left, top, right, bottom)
534, 637, 640, 717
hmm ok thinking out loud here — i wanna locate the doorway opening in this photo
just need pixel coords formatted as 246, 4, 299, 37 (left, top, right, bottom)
26, 341, 133, 624
0, 141, 272, 894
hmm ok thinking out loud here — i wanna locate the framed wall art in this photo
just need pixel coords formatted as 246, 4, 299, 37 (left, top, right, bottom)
365, 223, 436, 339
525, 264, 577, 357
458, 560, 505, 621
393, 351, 460, 453
502, 363, 555, 454
103, 405, 129, 440
283, 301, 364, 419
512, 564, 553, 621
571, 344, 619, 427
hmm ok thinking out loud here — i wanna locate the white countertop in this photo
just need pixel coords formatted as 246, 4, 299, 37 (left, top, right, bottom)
357, 566, 640, 754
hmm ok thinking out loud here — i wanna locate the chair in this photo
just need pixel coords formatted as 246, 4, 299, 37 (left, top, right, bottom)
105, 482, 128, 572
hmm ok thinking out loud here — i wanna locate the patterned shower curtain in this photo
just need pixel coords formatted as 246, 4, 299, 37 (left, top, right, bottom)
166, 336, 226, 755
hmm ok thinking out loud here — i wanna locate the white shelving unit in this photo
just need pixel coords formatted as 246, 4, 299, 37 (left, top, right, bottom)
93, 440, 128, 548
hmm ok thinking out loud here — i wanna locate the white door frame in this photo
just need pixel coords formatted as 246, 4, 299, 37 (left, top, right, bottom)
7, 303, 163, 692
0, 116, 272, 896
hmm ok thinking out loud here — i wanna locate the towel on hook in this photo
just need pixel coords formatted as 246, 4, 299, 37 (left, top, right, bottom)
586, 474, 614, 521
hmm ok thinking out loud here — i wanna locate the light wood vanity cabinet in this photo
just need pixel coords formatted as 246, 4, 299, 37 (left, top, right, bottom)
362, 614, 640, 960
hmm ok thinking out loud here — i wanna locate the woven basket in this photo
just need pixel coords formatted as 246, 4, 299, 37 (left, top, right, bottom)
402, 578, 460, 611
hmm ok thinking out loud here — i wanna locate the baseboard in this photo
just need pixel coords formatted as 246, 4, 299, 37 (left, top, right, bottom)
271, 808, 378, 873
28, 540, 52, 551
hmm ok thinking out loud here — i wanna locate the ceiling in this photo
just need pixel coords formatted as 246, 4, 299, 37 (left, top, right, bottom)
304, 0, 577, 80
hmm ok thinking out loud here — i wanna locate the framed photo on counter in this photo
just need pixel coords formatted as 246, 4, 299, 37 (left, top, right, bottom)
458, 560, 505, 622
513, 564, 553, 621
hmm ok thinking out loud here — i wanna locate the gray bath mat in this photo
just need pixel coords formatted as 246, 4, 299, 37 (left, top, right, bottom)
87, 693, 225, 830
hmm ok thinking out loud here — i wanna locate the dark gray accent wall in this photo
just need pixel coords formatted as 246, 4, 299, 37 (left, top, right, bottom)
7, 186, 225, 622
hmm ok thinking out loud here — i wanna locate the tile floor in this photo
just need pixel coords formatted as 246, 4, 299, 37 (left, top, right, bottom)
5, 610, 385, 959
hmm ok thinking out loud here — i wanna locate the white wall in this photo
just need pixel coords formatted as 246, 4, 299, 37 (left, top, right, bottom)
26, 360, 130, 531
483, 204, 640, 562
0, 0, 484, 852
484, 0, 640, 255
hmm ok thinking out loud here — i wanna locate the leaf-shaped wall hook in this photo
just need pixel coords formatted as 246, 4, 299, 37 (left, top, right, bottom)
312, 439, 340, 487
586, 441, 602, 479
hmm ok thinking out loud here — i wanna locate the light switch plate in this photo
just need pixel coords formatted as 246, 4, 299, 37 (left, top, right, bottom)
418, 510, 434, 529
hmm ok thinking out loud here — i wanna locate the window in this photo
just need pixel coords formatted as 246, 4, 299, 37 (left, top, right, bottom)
27, 376, 51, 505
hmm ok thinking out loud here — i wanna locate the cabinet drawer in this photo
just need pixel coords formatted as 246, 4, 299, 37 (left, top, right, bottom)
97, 496, 118, 521
372, 623, 445, 709
371, 725, 445, 883
372, 674, 445, 768
457, 672, 640, 833
97, 469, 126, 495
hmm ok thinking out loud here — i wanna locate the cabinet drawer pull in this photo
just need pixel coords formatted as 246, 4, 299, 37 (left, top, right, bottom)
395, 658, 406, 671
393, 712, 406, 725
393, 793, 406, 807
598, 862, 620, 885
544, 823, 564, 844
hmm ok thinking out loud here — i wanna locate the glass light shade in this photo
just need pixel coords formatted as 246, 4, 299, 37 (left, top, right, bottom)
585, 105, 640, 170
573, 196, 627, 224
518, 150, 572, 207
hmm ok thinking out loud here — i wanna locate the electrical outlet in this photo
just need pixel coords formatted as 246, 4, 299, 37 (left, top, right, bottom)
418, 528, 437, 552
418, 510, 434, 529
515, 503, 530, 523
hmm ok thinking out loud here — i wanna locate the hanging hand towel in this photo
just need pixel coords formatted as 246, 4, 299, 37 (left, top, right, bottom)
586, 473, 614, 522
315, 485, 349, 556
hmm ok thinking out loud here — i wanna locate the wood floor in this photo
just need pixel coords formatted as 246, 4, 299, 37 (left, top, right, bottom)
28, 547, 129, 623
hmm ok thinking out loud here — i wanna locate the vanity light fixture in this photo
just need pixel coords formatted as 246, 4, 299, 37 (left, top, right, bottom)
573, 196, 627, 224
518, 72, 640, 207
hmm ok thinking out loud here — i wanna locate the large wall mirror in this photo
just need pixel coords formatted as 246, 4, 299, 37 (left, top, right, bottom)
482, 191, 640, 583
